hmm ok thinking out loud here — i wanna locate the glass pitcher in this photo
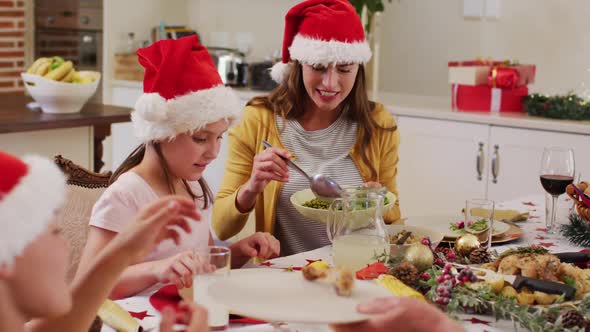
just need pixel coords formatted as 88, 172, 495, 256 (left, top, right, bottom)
326, 189, 390, 271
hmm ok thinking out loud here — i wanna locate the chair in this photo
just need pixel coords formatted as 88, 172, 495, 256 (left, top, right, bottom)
53, 155, 112, 282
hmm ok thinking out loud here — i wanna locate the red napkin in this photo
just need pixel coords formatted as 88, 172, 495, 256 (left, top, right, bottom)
149, 285, 267, 325
149, 285, 183, 313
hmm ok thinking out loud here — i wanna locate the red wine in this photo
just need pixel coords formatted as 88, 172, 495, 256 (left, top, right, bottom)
540, 174, 574, 196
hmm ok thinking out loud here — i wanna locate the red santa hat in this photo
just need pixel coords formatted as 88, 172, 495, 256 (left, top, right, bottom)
271, 0, 372, 83
0, 151, 66, 266
132, 35, 241, 142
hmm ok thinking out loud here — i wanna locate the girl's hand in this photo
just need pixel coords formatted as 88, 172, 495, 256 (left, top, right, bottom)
230, 232, 280, 266
153, 251, 198, 289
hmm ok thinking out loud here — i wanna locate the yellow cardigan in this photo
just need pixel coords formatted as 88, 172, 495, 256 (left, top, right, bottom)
212, 103, 401, 240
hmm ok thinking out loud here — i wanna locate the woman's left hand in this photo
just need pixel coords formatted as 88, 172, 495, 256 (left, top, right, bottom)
230, 232, 280, 267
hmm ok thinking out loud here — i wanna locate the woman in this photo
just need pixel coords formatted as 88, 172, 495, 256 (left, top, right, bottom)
77, 35, 280, 299
0, 150, 208, 332
213, 0, 401, 256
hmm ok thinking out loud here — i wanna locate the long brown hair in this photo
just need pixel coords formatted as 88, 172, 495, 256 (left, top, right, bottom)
110, 143, 213, 209
248, 61, 397, 179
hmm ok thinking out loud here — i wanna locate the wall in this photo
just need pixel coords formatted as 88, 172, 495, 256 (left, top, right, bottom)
188, 0, 300, 62
102, 0, 189, 104
190, 0, 590, 97
0, 0, 26, 93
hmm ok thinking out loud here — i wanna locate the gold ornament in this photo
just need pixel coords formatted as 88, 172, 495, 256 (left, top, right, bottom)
404, 244, 434, 271
455, 234, 481, 256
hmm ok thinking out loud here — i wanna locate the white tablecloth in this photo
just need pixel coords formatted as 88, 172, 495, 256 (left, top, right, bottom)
104, 194, 586, 332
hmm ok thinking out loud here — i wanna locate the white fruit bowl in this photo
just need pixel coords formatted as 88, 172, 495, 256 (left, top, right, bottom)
21, 71, 101, 114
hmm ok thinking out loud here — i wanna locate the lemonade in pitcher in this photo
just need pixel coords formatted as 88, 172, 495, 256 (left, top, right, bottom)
332, 233, 390, 271
327, 189, 389, 272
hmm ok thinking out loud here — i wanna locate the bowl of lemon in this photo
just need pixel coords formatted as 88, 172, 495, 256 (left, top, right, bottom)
21, 56, 101, 114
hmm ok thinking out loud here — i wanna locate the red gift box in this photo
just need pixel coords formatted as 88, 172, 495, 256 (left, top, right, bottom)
451, 84, 529, 112
448, 60, 536, 88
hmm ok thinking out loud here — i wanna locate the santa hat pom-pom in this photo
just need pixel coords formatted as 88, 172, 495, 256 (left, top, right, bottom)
270, 62, 291, 83
134, 93, 168, 122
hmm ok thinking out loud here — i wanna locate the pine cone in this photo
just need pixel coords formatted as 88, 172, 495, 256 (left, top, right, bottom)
469, 247, 491, 264
389, 262, 419, 286
561, 310, 585, 329
585, 318, 590, 332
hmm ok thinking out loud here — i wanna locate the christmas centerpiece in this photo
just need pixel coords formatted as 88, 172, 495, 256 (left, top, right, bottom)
361, 239, 590, 331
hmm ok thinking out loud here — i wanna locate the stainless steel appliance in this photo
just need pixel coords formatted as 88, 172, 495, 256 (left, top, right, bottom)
34, 0, 103, 100
249, 61, 278, 91
207, 47, 247, 87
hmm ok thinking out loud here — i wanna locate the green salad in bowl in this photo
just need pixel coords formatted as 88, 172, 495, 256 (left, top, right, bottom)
291, 188, 396, 224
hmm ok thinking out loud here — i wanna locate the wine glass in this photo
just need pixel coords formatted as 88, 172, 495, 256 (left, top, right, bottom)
539, 147, 575, 233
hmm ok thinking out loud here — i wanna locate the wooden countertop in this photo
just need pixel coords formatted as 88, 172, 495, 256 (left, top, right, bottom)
0, 93, 131, 134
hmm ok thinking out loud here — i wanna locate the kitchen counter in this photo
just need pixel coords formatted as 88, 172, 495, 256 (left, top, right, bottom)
378, 92, 590, 135
0, 93, 132, 171
111, 80, 590, 135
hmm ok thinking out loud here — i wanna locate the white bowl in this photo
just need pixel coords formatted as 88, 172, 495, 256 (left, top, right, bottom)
386, 224, 444, 256
21, 71, 101, 114
290, 188, 397, 225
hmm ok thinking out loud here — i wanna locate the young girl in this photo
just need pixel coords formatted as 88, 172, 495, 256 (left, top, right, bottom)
0, 150, 208, 332
77, 35, 280, 299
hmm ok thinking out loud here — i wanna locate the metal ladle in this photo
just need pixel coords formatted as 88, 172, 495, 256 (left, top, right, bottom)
262, 140, 343, 198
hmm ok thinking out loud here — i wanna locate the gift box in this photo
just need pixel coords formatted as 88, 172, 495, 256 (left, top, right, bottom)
451, 84, 529, 112
448, 60, 536, 88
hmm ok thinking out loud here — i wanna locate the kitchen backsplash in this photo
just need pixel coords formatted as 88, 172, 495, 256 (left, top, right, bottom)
0, 0, 26, 94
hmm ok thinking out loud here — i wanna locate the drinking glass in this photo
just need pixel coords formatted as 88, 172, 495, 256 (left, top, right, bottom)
193, 246, 231, 331
465, 199, 495, 249
540, 147, 575, 233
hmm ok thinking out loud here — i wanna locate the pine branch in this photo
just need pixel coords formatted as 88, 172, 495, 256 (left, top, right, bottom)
560, 213, 590, 247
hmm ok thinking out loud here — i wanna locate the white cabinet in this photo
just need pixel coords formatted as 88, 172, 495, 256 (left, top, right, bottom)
396, 115, 590, 217
487, 126, 590, 201
396, 116, 489, 216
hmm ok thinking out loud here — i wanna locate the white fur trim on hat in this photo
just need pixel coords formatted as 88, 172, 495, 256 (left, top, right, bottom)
289, 34, 372, 66
0, 155, 66, 266
270, 62, 291, 83
132, 85, 242, 142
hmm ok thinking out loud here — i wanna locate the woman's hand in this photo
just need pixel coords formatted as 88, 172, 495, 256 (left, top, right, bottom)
247, 147, 291, 193
230, 232, 280, 267
159, 302, 209, 332
236, 147, 291, 212
331, 297, 465, 332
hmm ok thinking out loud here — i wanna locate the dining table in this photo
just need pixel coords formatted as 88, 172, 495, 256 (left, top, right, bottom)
102, 193, 587, 332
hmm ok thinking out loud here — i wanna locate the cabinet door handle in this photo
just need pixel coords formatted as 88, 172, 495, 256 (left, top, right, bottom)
476, 142, 484, 181
491, 144, 500, 184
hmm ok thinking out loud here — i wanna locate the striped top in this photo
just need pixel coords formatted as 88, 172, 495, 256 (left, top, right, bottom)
274, 111, 364, 256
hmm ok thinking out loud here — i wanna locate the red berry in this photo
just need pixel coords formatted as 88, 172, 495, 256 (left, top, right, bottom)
420, 272, 431, 280
436, 276, 444, 284
444, 274, 452, 281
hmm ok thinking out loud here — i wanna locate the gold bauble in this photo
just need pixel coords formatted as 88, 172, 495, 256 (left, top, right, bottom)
454, 233, 481, 256
404, 244, 434, 271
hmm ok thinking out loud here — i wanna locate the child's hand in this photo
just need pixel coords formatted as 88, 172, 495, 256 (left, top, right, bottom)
112, 195, 201, 262
230, 232, 280, 267
160, 302, 210, 332
154, 251, 198, 289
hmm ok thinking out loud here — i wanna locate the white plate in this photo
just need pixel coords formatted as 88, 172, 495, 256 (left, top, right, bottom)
405, 215, 510, 239
209, 269, 390, 324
